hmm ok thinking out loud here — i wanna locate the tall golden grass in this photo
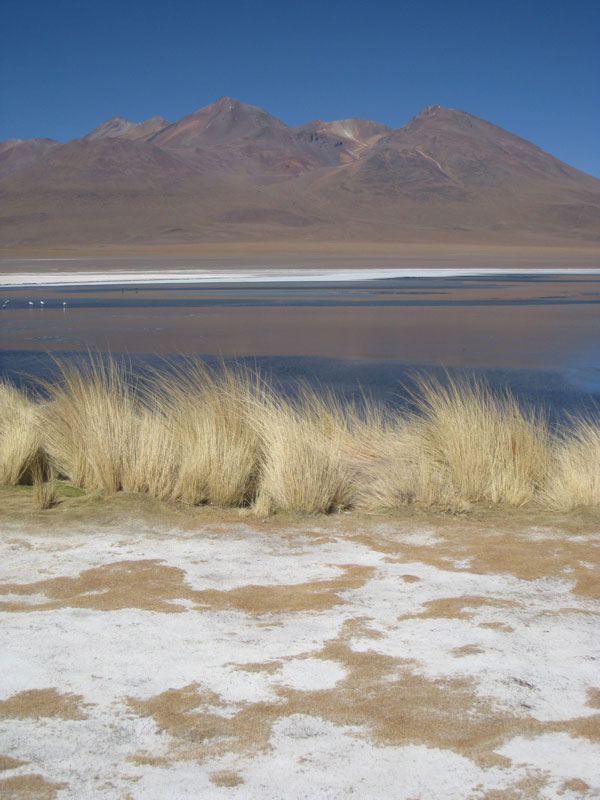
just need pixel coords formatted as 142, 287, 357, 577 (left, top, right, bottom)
542, 416, 600, 511
254, 387, 352, 514
0, 381, 44, 485
1, 358, 598, 513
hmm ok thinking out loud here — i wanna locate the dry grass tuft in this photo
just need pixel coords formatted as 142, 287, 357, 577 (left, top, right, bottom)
346, 413, 466, 512
412, 376, 551, 507
32, 457, 57, 510
542, 415, 600, 511
254, 387, 352, 514
121, 408, 178, 499
2, 357, 598, 515
41, 356, 137, 493
162, 362, 264, 507
0, 381, 44, 485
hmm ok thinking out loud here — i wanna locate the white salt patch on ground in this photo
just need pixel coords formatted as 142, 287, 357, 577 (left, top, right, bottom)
343, 561, 598, 721
444, 558, 473, 569
0, 519, 598, 798
0, 604, 348, 704
69, 715, 520, 800
498, 733, 600, 797
1, 712, 170, 799
386, 527, 444, 546
0, 592, 50, 605
524, 527, 599, 544
216, 715, 517, 800
0, 520, 383, 589
274, 658, 347, 691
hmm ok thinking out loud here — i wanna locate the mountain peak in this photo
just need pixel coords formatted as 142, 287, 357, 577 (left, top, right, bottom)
151, 97, 288, 148
84, 116, 169, 143
214, 95, 240, 108
207, 96, 286, 125
399, 105, 505, 138
144, 116, 170, 126
409, 105, 475, 124
84, 117, 136, 141
416, 104, 450, 115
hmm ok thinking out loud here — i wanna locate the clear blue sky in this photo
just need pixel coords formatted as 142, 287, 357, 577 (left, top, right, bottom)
2, 0, 599, 176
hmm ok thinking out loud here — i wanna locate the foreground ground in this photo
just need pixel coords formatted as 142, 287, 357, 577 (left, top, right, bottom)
0, 491, 598, 799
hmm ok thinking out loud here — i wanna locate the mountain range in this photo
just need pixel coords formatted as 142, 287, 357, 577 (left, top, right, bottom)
1, 97, 599, 246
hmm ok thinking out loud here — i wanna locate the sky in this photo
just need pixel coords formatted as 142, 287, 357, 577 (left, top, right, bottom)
1, 0, 599, 176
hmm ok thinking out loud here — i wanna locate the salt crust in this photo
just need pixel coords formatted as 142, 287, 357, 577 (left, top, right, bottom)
2, 266, 600, 288
1, 520, 598, 798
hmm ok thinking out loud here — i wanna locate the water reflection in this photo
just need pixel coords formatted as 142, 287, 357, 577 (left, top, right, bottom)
1, 272, 599, 412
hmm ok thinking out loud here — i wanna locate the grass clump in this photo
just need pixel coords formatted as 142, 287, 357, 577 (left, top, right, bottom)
165, 362, 263, 507
0, 381, 44, 485
413, 376, 551, 507
346, 410, 464, 512
41, 356, 137, 493
1, 356, 598, 515
32, 457, 57, 510
254, 388, 352, 514
543, 416, 600, 511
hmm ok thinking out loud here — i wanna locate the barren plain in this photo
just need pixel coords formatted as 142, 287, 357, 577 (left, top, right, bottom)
0, 491, 599, 799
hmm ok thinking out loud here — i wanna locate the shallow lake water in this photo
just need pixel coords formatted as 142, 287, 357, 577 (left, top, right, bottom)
1, 270, 599, 414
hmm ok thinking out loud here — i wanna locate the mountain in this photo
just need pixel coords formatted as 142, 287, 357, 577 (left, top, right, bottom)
306, 105, 600, 236
1, 99, 599, 246
0, 137, 59, 179
147, 97, 389, 177
84, 116, 170, 142
149, 97, 287, 148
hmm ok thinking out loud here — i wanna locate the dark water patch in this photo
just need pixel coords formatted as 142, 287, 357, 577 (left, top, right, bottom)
2, 296, 599, 310
2, 350, 597, 423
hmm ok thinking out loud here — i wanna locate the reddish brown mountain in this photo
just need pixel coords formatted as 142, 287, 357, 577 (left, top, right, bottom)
84, 116, 170, 142
306, 105, 600, 237
147, 98, 390, 177
1, 98, 599, 245
0, 137, 59, 179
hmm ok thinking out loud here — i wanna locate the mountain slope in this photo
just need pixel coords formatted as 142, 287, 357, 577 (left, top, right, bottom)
148, 98, 385, 176
84, 116, 170, 142
305, 105, 600, 237
1, 100, 599, 246
0, 137, 59, 179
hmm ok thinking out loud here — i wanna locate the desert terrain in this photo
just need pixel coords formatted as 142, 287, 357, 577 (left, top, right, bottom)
0, 491, 598, 799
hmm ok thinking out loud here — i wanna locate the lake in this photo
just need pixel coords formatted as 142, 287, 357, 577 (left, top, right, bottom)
1, 263, 599, 416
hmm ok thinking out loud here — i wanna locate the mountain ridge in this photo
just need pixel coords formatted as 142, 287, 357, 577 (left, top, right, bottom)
1, 98, 599, 246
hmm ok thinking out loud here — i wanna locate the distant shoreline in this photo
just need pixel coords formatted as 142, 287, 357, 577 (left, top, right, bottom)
3, 266, 600, 288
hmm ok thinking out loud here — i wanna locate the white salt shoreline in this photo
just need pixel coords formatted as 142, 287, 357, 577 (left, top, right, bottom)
1, 266, 600, 288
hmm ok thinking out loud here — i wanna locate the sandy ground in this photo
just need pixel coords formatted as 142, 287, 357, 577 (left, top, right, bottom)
0, 493, 598, 799
1, 244, 600, 276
